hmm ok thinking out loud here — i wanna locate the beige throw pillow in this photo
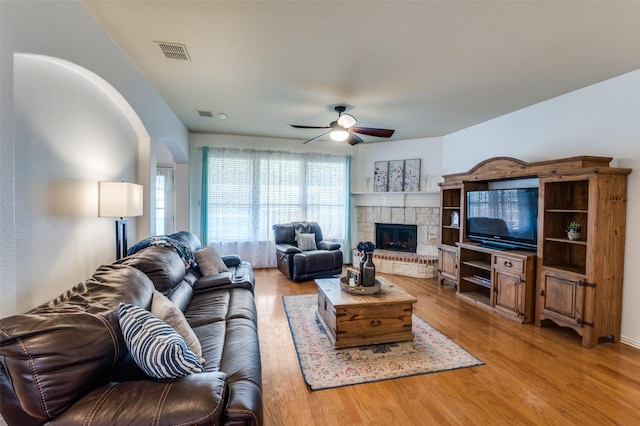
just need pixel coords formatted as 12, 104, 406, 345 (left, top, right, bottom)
194, 246, 228, 276
151, 290, 205, 364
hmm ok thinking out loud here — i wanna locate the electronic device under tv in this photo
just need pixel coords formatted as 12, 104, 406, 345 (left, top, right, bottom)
466, 188, 538, 250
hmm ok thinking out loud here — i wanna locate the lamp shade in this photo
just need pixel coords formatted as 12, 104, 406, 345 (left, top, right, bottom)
98, 181, 143, 218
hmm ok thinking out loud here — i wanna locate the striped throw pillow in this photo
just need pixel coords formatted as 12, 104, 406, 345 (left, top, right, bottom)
118, 303, 204, 378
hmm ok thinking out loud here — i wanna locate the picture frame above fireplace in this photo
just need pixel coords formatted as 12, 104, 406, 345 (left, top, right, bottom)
389, 160, 404, 192
403, 159, 421, 192
373, 161, 388, 192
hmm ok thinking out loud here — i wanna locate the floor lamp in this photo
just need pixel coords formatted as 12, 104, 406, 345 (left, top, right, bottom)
99, 181, 143, 260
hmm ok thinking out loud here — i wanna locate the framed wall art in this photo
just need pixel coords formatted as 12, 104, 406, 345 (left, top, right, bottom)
388, 160, 404, 192
373, 161, 388, 192
403, 158, 421, 192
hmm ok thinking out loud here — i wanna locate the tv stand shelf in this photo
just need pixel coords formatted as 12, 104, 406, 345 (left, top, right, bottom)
457, 242, 536, 323
462, 260, 491, 271
544, 237, 587, 246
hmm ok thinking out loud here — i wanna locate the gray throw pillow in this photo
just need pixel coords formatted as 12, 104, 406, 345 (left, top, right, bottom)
296, 230, 317, 251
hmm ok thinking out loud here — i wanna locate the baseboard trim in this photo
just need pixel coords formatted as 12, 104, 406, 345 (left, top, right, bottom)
620, 335, 640, 349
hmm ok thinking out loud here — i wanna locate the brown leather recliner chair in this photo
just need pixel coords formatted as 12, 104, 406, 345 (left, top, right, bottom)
272, 221, 343, 282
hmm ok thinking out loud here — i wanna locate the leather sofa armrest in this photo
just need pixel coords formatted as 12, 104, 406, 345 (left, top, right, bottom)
275, 243, 302, 254
317, 241, 340, 251
194, 272, 233, 292
50, 372, 226, 425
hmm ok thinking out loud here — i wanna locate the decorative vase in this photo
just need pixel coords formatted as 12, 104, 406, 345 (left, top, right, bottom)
359, 251, 368, 279
361, 252, 376, 287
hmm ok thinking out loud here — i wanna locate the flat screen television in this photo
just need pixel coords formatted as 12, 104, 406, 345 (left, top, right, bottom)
466, 188, 538, 250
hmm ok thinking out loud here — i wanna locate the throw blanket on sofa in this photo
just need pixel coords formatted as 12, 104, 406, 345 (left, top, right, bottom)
127, 235, 196, 269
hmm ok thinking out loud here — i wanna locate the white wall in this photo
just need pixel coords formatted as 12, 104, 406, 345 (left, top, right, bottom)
0, 1, 189, 317
442, 69, 640, 347
12, 54, 137, 313
352, 137, 443, 193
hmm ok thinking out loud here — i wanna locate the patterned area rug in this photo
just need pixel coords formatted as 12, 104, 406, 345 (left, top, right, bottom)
283, 294, 483, 390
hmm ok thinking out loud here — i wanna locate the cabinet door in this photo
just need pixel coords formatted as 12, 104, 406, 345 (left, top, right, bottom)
438, 247, 458, 283
538, 270, 585, 327
493, 270, 522, 317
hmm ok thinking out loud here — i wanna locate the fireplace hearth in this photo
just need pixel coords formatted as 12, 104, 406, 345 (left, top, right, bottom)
376, 223, 417, 253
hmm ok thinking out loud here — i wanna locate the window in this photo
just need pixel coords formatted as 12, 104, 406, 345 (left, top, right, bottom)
204, 148, 348, 266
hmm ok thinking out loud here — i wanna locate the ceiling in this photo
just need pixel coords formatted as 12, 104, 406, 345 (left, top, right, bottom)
81, 1, 640, 144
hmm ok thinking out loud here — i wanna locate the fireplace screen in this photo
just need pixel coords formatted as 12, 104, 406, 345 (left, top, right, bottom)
375, 223, 417, 253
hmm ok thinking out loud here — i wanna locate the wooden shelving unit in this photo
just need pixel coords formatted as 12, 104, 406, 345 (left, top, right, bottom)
437, 184, 463, 285
537, 171, 630, 347
438, 156, 630, 336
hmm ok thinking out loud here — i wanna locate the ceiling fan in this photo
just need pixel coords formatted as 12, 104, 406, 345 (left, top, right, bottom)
289, 105, 395, 145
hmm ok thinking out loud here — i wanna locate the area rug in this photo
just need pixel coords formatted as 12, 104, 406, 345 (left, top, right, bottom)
283, 294, 484, 390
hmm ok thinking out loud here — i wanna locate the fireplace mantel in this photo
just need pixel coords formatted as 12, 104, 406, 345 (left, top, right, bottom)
351, 191, 439, 208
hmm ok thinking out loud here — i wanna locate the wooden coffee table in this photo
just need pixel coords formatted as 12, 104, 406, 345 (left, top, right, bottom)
315, 277, 417, 349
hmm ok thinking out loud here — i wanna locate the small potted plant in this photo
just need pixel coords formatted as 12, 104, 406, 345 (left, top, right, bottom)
567, 221, 582, 241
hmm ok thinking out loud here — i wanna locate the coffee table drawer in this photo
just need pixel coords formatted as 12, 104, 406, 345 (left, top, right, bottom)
334, 303, 414, 347
337, 309, 412, 335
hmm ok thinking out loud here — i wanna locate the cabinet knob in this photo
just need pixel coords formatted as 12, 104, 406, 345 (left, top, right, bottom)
539, 290, 545, 296
504, 260, 512, 267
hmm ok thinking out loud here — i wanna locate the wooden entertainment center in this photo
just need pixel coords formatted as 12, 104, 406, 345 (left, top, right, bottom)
437, 156, 630, 347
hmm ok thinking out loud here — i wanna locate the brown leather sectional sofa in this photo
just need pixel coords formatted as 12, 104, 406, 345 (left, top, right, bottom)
0, 231, 262, 425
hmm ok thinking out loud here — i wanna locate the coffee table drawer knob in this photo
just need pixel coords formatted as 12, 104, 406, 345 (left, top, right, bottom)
370, 320, 381, 327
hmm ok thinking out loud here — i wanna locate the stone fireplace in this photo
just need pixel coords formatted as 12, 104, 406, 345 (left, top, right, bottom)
352, 193, 440, 278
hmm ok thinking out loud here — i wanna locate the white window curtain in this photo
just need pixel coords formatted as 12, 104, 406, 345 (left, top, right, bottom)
155, 166, 174, 235
203, 147, 349, 267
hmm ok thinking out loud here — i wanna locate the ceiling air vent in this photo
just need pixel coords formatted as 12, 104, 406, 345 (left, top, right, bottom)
196, 110, 214, 118
155, 41, 191, 61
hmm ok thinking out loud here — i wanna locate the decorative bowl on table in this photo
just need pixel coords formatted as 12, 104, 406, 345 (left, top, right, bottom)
339, 276, 382, 295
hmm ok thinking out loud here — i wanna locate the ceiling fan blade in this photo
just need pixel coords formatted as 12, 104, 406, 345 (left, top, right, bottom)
290, 124, 330, 129
302, 131, 330, 144
346, 133, 364, 146
350, 127, 395, 138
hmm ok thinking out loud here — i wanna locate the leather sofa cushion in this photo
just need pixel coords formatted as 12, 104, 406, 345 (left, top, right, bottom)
119, 247, 186, 295
0, 312, 120, 421
49, 372, 227, 426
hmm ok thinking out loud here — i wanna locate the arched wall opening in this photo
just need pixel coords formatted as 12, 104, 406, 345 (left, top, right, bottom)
24, 54, 153, 237
9, 53, 152, 313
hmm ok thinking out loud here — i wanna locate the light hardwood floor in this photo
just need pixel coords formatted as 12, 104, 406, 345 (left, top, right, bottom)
254, 268, 640, 425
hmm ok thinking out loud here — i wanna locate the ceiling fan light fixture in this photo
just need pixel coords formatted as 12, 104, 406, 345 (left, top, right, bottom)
330, 129, 349, 141
337, 113, 357, 128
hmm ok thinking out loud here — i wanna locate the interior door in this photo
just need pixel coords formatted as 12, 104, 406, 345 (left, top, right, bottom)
156, 166, 175, 235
